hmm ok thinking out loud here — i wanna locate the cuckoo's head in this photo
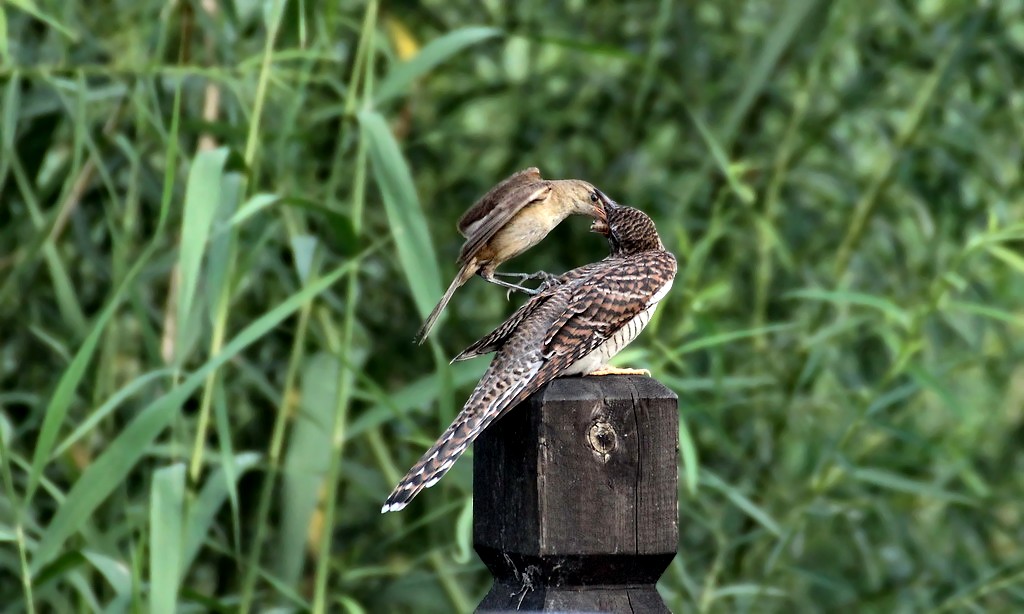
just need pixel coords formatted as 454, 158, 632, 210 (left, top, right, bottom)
591, 198, 664, 255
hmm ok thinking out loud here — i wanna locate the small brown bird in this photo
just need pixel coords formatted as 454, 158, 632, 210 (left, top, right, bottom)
383, 200, 676, 512
414, 167, 606, 344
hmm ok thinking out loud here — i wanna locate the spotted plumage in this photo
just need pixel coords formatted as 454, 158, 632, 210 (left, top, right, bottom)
383, 201, 676, 512
414, 168, 606, 344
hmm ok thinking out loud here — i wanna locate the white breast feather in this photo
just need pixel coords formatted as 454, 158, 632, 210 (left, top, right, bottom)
563, 277, 673, 376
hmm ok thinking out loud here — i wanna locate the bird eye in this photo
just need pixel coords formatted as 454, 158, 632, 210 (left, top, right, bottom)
589, 192, 599, 203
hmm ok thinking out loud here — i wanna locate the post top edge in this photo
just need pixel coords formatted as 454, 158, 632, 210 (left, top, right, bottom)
537, 375, 678, 402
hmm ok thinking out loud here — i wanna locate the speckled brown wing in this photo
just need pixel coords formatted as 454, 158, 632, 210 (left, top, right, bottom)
450, 260, 610, 362
456, 181, 553, 265
449, 294, 553, 363
530, 251, 677, 384
457, 167, 542, 237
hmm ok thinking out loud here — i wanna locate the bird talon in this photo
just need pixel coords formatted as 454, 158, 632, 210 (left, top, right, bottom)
493, 270, 553, 282
526, 270, 555, 282
494, 270, 555, 285
487, 276, 542, 296
493, 270, 562, 298
535, 276, 564, 293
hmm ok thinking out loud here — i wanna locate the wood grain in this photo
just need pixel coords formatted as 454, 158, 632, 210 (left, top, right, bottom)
474, 375, 679, 613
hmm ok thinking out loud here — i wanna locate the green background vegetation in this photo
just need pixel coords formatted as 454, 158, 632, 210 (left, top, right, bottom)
2, 0, 1023, 611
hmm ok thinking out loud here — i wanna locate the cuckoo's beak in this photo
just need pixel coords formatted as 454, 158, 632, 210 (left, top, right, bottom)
590, 189, 616, 235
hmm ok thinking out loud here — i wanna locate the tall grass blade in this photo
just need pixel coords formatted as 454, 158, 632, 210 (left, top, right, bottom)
278, 352, 340, 586
358, 110, 442, 319
26, 257, 152, 505
30, 258, 357, 572
176, 147, 229, 363
0, 7, 8, 64
701, 471, 781, 537
149, 463, 185, 614
182, 452, 261, 570
721, 0, 824, 142
375, 26, 501, 104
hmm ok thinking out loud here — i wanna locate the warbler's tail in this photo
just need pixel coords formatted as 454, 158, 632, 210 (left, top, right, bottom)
414, 263, 475, 344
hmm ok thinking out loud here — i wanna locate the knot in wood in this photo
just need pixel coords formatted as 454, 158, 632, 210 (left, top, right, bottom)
586, 418, 617, 461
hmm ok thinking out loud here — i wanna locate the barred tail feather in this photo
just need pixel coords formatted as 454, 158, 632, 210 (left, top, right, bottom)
380, 422, 471, 513
381, 361, 541, 513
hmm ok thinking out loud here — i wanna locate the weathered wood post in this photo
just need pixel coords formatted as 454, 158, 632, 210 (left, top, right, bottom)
474, 375, 678, 613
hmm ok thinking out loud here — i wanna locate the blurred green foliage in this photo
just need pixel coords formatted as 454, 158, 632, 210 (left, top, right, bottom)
1, 0, 1023, 612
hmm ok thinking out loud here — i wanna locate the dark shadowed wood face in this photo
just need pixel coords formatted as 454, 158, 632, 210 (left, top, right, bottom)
474, 376, 678, 612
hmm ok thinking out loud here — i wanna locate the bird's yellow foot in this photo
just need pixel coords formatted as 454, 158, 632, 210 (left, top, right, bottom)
587, 365, 651, 377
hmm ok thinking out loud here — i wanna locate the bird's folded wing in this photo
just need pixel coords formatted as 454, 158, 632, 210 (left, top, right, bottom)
487, 253, 674, 416
450, 298, 544, 362
450, 260, 609, 362
457, 182, 552, 264
538, 254, 675, 374
457, 167, 542, 237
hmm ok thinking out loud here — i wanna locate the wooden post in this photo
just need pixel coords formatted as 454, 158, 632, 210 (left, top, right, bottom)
474, 375, 678, 613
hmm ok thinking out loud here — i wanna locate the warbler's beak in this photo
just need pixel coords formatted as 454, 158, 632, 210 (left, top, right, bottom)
590, 188, 615, 235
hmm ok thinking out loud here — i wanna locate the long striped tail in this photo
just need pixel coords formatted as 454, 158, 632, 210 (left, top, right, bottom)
414, 262, 475, 344
381, 360, 542, 513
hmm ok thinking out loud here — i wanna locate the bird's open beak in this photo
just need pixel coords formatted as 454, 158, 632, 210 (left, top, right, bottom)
590, 189, 615, 235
